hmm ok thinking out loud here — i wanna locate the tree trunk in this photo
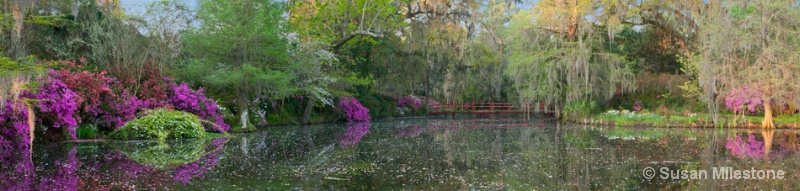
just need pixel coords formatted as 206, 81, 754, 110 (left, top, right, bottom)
11, 3, 25, 59
762, 100, 775, 128
239, 109, 249, 129
27, 105, 34, 149
554, 103, 562, 119
237, 89, 250, 129
301, 98, 314, 124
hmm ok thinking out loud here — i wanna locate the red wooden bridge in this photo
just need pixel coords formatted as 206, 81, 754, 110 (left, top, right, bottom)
428, 102, 555, 116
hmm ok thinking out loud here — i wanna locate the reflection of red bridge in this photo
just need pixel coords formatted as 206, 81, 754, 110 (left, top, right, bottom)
428, 102, 555, 116
426, 117, 552, 130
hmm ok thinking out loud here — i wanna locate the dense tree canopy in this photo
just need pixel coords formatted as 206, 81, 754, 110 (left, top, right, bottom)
2, 0, 800, 130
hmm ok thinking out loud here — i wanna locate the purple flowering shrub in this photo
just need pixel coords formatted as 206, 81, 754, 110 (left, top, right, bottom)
0, 100, 32, 154
168, 83, 230, 132
633, 100, 643, 111
725, 134, 765, 160
340, 122, 370, 147
93, 90, 148, 129
397, 95, 423, 110
24, 78, 80, 139
338, 96, 370, 122
725, 85, 765, 114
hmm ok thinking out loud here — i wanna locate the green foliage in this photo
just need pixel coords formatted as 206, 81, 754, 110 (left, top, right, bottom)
181, 0, 296, 127
595, 110, 667, 126
505, 8, 635, 116
107, 109, 208, 140
0, 56, 42, 76
115, 139, 213, 170
26, 14, 76, 27
610, 27, 683, 74
76, 123, 99, 139
562, 99, 599, 121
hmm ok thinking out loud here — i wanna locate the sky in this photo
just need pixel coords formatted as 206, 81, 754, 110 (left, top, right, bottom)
119, 0, 197, 16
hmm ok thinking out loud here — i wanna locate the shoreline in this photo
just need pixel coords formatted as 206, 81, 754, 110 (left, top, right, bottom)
573, 118, 800, 129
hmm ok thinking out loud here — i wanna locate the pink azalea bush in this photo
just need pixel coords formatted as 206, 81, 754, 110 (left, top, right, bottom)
1, 59, 232, 142
725, 85, 764, 114
633, 99, 643, 111
94, 90, 148, 129
24, 78, 79, 139
338, 96, 370, 122
168, 83, 230, 132
397, 95, 423, 110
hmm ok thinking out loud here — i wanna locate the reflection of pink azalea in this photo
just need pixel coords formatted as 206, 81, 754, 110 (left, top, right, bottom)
725, 134, 764, 160
0, 148, 33, 191
173, 138, 227, 184
39, 146, 79, 191
340, 122, 370, 147
0, 138, 228, 190
397, 125, 425, 138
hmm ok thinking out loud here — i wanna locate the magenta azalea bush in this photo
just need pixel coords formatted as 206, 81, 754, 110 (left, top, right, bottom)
0, 59, 233, 143
168, 83, 230, 132
339, 96, 370, 122
28, 79, 79, 128
633, 99, 643, 111
23, 78, 80, 139
397, 95, 423, 110
95, 90, 148, 129
725, 85, 765, 114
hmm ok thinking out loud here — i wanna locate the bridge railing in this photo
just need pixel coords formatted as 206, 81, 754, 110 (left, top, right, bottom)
428, 102, 553, 114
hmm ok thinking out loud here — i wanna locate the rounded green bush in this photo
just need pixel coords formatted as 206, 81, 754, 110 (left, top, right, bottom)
108, 109, 207, 140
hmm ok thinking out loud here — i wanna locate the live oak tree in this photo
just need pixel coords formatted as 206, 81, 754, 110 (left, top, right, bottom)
688, 0, 800, 128
505, 0, 634, 119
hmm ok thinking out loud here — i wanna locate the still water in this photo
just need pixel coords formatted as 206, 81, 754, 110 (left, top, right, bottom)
2, 118, 799, 190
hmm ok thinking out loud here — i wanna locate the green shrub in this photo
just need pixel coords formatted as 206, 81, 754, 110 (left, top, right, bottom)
563, 99, 598, 121
76, 124, 99, 139
107, 109, 208, 140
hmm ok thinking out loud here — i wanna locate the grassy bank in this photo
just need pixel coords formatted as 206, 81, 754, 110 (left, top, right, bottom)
580, 110, 800, 128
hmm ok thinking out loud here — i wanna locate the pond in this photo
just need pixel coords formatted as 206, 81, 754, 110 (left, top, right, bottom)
2, 117, 799, 190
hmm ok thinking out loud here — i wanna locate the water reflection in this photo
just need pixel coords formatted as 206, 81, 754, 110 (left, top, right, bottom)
4, 119, 800, 190
340, 122, 370, 147
0, 138, 227, 190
